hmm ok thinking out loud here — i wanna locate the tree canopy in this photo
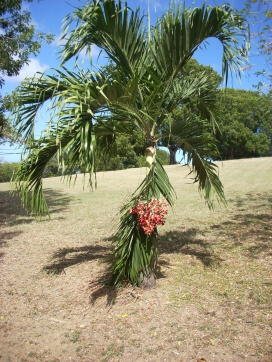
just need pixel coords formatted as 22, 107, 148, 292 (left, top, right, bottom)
0, 0, 53, 143
215, 88, 272, 159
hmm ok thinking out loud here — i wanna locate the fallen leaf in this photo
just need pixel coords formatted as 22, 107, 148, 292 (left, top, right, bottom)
122, 314, 128, 318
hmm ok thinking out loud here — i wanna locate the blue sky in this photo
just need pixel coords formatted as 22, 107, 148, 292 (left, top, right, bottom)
0, 0, 268, 162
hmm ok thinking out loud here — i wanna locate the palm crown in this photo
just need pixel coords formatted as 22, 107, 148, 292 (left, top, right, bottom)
11, 0, 249, 286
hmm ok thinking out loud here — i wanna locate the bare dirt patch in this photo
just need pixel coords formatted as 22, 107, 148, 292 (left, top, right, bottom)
0, 158, 271, 361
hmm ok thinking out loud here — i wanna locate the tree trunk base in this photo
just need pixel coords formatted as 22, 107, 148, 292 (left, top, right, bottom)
138, 271, 156, 289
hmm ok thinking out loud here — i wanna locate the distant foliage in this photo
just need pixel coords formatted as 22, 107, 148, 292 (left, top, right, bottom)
0, 161, 19, 182
215, 88, 272, 159
42, 140, 170, 176
93, 136, 169, 171
42, 157, 62, 178
0, 0, 54, 86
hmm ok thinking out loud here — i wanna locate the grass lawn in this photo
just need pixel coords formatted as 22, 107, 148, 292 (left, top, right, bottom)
0, 157, 271, 361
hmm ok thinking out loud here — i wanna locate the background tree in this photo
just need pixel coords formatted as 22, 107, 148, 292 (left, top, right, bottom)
0, 161, 19, 182
10, 1, 249, 287
215, 88, 272, 159
95, 135, 169, 171
0, 0, 54, 143
42, 156, 63, 178
0, 95, 13, 144
41, 136, 169, 176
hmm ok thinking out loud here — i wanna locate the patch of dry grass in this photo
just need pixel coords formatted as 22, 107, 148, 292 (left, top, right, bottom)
0, 158, 271, 361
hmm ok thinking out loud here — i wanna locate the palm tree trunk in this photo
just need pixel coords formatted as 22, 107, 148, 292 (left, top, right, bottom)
145, 145, 155, 172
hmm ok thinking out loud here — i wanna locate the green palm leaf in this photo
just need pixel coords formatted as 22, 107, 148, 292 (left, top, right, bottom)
167, 116, 226, 208
61, 0, 148, 78
151, 3, 249, 86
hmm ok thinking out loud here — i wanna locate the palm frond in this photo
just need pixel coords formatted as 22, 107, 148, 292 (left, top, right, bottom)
151, 2, 249, 87
133, 157, 176, 207
168, 117, 226, 208
164, 74, 221, 131
10, 135, 69, 218
61, 0, 148, 77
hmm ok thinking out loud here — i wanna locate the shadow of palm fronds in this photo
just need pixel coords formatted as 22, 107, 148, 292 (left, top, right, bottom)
43, 240, 118, 305
159, 228, 223, 267
42, 243, 113, 275
0, 188, 73, 227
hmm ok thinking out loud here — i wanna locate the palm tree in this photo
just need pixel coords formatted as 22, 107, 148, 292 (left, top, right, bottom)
11, 0, 249, 287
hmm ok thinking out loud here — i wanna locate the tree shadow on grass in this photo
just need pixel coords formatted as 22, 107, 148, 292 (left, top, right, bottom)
0, 188, 73, 225
211, 191, 272, 258
44, 188, 74, 216
159, 227, 223, 269
88, 272, 118, 306
42, 228, 222, 304
42, 241, 117, 305
157, 192, 272, 274
0, 188, 74, 259
42, 243, 113, 274
40, 190, 272, 303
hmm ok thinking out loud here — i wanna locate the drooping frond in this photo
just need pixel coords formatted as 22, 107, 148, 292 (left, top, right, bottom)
10, 67, 126, 216
10, 136, 68, 218
10, 109, 98, 217
150, 2, 249, 86
12, 68, 107, 146
167, 117, 226, 209
61, 0, 148, 78
132, 157, 176, 208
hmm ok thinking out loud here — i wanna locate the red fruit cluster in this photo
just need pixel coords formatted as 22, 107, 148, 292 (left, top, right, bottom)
129, 198, 169, 235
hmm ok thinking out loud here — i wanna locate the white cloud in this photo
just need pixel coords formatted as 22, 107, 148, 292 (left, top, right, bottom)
4, 58, 49, 83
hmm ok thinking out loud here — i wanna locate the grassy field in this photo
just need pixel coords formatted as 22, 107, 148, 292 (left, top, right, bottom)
0, 157, 271, 361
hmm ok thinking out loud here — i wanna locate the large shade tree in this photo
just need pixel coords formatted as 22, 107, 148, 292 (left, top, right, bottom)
215, 88, 272, 159
0, 0, 54, 143
10, 0, 249, 287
